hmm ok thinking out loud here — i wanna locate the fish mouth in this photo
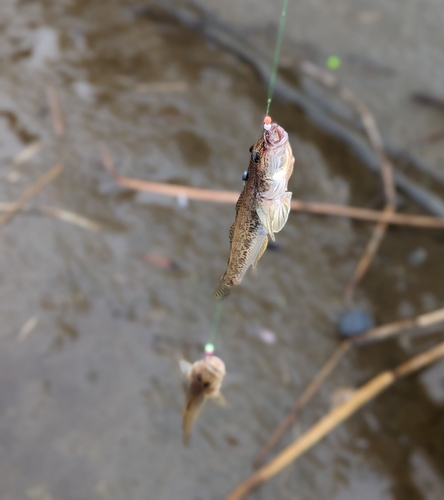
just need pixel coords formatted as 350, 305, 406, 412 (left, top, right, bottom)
264, 123, 288, 148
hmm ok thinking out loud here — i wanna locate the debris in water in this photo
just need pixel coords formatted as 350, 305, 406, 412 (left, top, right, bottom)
142, 253, 180, 271
408, 247, 428, 267
18, 316, 39, 341
11, 141, 42, 167
258, 328, 277, 345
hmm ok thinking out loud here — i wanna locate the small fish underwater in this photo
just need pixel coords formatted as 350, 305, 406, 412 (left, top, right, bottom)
214, 117, 295, 298
180, 355, 226, 446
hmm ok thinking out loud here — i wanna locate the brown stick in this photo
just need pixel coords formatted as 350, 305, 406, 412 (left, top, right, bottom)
12, 141, 42, 167
46, 85, 65, 137
227, 341, 444, 499
254, 341, 352, 467
0, 164, 64, 226
254, 306, 444, 466
100, 146, 444, 229
343, 205, 394, 301
301, 62, 397, 300
0, 203, 101, 232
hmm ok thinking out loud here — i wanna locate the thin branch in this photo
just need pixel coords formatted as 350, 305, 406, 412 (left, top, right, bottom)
0, 203, 101, 231
343, 206, 394, 302
227, 341, 444, 499
0, 164, 64, 226
46, 85, 65, 137
254, 341, 351, 467
100, 146, 444, 229
254, 306, 444, 466
11, 141, 42, 167
300, 62, 396, 300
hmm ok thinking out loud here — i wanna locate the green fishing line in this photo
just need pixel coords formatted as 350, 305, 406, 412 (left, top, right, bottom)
265, 0, 289, 116
205, 300, 224, 355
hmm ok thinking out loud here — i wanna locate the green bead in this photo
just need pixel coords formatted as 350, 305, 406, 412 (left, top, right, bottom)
326, 56, 342, 70
204, 343, 215, 354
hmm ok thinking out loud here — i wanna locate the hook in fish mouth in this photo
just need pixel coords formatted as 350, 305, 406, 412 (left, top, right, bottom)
264, 123, 287, 147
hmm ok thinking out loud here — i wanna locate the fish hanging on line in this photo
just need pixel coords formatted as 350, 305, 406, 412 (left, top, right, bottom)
214, 116, 294, 298
180, 355, 226, 446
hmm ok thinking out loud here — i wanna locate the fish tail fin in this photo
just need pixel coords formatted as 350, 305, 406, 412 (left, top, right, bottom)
213, 282, 230, 299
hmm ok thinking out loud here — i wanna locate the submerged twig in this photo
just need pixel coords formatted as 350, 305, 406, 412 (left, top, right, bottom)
46, 85, 65, 136
11, 141, 42, 167
254, 341, 350, 467
0, 203, 101, 231
0, 164, 64, 226
227, 341, 444, 499
299, 62, 397, 301
17, 316, 39, 341
343, 206, 394, 301
100, 148, 444, 229
255, 306, 444, 466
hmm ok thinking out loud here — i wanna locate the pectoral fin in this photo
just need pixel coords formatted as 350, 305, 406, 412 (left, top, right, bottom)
253, 237, 268, 269
257, 192, 292, 240
272, 192, 292, 233
257, 205, 275, 240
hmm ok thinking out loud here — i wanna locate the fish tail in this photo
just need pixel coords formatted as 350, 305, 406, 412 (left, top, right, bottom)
213, 281, 230, 299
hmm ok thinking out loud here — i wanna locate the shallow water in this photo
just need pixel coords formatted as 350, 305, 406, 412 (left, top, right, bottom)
0, 1, 443, 499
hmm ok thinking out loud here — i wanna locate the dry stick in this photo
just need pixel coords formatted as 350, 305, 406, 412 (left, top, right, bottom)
12, 141, 42, 167
343, 205, 394, 300
100, 146, 444, 229
300, 62, 397, 301
0, 164, 64, 226
227, 340, 444, 500
0, 203, 101, 232
254, 306, 444, 466
46, 85, 65, 137
254, 340, 351, 468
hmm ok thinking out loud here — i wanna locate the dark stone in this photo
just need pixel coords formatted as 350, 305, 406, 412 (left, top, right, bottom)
338, 309, 374, 337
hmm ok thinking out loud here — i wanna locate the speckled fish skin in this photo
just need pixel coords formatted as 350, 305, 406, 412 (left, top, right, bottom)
181, 356, 226, 446
214, 122, 294, 298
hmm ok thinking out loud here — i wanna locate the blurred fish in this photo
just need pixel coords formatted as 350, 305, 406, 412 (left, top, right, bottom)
214, 118, 294, 298
180, 355, 226, 446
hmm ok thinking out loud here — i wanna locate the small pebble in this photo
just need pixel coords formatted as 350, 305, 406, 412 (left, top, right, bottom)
258, 328, 276, 345
408, 247, 427, 267
338, 309, 374, 337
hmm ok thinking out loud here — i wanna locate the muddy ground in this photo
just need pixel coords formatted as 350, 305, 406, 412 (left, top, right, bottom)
0, 1, 443, 499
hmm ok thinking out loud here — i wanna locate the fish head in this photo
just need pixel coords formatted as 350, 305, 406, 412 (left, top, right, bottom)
250, 122, 294, 182
182, 356, 226, 445
189, 355, 226, 396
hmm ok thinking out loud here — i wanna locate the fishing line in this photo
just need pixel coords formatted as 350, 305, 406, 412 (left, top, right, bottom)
205, 300, 224, 355
265, 0, 289, 117
205, 1, 288, 356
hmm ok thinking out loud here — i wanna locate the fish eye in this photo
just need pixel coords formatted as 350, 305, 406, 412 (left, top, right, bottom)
203, 382, 210, 388
251, 151, 260, 163
242, 170, 248, 181
249, 145, 253, 153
